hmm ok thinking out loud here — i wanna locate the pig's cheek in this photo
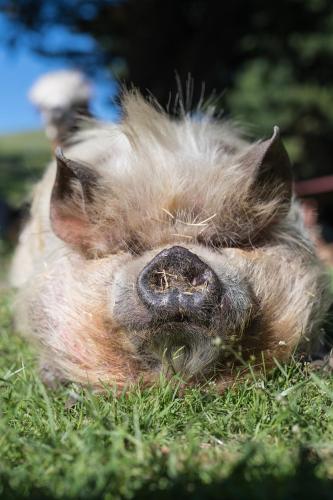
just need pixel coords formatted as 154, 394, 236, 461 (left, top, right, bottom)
109, 290, 153, 330
107, 271, 153, 330
75, 253, 133, 285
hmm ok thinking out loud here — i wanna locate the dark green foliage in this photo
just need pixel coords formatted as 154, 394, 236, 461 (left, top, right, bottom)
2, 0, 333, 179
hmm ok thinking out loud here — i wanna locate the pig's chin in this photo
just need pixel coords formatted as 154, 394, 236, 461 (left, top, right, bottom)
129, 322, 222, 378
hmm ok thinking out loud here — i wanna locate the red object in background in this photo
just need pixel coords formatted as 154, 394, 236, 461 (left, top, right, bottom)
297, 178, 333, 267
295, 176, 333, 196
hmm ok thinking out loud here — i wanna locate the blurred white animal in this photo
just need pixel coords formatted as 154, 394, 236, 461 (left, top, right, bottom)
29, 69, 92, 148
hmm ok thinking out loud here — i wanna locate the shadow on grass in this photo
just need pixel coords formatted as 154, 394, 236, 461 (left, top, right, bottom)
135, 447, 333, 500
1, 448, 333, 500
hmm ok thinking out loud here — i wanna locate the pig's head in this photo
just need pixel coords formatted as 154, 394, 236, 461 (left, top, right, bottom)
46, 93, 328, 387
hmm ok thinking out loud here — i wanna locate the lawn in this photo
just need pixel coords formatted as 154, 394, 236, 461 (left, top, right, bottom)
1, 289, 333, 499
1, 131, 333, 499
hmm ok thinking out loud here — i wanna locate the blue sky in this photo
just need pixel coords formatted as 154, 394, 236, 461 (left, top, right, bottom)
0, 14, 117, 135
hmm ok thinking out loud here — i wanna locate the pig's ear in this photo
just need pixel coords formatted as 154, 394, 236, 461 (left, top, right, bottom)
242, 126, 293, 204
50, 148, 99, 251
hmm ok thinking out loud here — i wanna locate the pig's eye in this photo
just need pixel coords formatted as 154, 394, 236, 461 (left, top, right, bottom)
123, 237, 146, 256
197, 232, 251, 249
197, 233, 225, 248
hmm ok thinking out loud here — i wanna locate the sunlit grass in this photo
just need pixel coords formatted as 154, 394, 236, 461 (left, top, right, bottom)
1, 289, 333, 499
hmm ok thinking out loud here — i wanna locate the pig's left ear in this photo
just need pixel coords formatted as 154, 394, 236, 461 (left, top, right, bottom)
50, 148, 100, 253
241, 126, 293, 205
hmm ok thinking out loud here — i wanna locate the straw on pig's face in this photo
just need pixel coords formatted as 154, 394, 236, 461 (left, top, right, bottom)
11, 92, 331, 389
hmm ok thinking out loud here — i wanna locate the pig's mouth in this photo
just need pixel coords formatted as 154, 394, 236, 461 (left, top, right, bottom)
131, 321, 223, 378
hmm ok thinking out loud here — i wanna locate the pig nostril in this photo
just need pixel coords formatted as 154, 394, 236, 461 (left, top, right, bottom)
150, 269, 208, 295
137, 246, 222, 323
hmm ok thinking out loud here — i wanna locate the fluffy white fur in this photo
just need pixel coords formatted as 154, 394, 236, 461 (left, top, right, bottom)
10, 91, 332, 389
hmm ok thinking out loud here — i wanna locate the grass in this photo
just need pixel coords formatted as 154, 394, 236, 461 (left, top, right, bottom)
0, 130, 50, 206
0, 129, 50, 276
1, 130, 333, 498
1, 290, 333, 499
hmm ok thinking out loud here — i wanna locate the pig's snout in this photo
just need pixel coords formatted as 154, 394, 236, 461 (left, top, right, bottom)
137, 246, 222, 323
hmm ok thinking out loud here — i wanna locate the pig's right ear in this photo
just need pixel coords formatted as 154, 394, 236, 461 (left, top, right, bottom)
50, 148, 99, 252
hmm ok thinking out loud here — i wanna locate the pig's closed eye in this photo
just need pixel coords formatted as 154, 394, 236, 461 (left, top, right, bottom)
124, 237, 146, 256
196, 232, 232, 248
197, 232, 256, 250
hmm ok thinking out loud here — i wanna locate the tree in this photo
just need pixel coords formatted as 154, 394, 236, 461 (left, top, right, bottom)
2, 0, 333, 180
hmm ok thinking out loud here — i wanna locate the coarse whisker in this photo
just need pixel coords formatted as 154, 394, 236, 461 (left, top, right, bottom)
176, 221, 204, 227
161, 208, 175, 219
174, 214, 216, 227
197, 214, 217, 225
198, 225, 209, 235
170, 233, 193, 240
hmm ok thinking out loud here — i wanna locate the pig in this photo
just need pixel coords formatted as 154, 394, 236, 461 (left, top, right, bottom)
10, 91, 332, 390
